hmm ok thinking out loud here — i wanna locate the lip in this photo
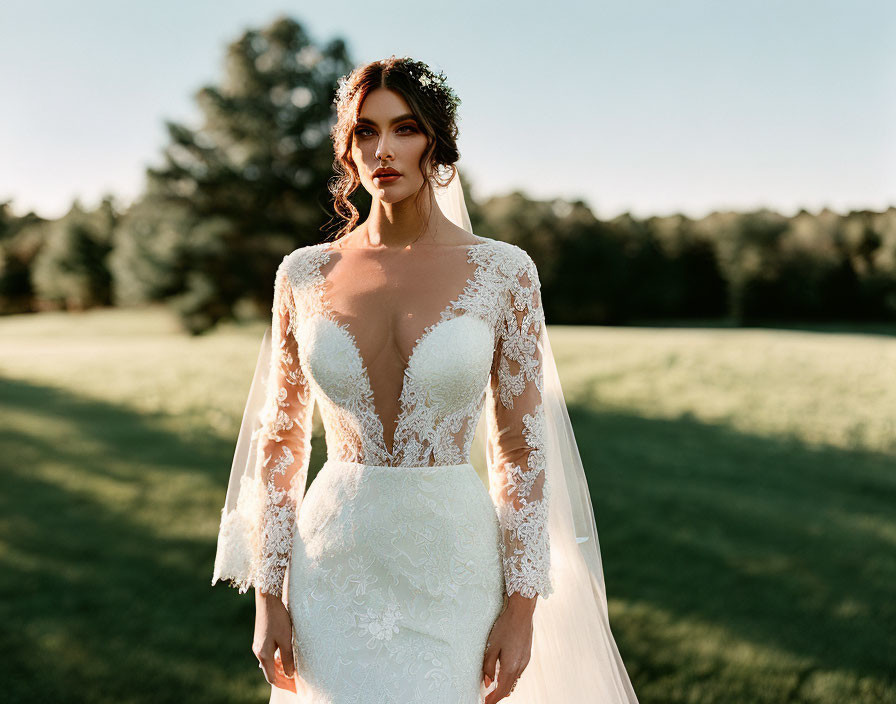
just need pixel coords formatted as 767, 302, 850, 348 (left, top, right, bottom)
373, 167, 401, 181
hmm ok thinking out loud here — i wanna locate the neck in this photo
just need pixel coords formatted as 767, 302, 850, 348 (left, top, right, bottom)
360, 184, 451, 248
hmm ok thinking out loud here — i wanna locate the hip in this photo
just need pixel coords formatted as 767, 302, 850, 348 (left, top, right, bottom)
292, 458, 503, 583
298, 459, 499, 530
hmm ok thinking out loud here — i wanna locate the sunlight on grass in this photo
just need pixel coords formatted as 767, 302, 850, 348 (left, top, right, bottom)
0, 305, 267, 438
1, 307, 894, 704
4, 308, 895, 454
547, 324, 896, 454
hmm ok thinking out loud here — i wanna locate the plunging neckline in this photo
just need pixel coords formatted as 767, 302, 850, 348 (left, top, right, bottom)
310, 237, 494, 465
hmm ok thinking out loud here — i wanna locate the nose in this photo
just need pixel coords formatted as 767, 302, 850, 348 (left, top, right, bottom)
375, 135, 393, 162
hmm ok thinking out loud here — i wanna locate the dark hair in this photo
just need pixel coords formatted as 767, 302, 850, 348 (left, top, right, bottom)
326, 55, 462, 239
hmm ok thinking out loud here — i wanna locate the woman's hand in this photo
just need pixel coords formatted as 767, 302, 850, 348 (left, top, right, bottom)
482, 593, 538, 703
253, 590, 297, 692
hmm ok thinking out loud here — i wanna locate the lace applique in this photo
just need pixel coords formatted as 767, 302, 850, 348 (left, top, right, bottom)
214, 239, 552, 600
286, 240, 508, 469
487, 253, 553, 598
212, 255, 315, 598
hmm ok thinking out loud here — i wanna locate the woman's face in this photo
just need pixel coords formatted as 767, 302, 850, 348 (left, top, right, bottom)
351, 87, 429, 204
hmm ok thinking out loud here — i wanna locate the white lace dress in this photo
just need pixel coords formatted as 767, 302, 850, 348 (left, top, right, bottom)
215, 235, 553, 704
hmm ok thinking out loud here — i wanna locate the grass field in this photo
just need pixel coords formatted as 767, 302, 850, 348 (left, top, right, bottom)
1, 306, 894, 704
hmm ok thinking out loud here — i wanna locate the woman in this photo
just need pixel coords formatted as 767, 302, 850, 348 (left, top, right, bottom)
212, 56, 639, 704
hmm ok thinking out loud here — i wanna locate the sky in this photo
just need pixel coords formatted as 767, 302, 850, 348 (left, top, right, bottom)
1, 0, 894, 221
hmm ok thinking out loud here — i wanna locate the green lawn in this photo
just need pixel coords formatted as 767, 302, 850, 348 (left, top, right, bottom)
1, 306, 893, 703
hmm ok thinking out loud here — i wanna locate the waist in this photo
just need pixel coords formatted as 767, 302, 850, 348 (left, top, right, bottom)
323, 457, 475, 473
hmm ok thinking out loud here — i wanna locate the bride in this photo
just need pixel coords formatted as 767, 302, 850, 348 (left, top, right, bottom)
212, 55, 640, 704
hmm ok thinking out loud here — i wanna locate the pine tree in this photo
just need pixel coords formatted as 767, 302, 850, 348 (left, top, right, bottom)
111, 16, 353, 333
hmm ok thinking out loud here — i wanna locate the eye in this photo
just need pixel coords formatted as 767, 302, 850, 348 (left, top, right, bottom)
397, 124, 418, 134
354, 126, 374, 137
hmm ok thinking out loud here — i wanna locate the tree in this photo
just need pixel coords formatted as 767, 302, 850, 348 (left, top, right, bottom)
31, 198, 116, 311
0, 201, 46, 313
110, 16, 353, 334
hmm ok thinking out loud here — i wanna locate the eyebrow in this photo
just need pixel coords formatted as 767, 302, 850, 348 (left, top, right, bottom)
355, 113, 417, 127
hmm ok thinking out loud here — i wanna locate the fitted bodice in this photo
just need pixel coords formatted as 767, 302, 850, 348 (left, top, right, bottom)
212, 233, 553, 602
283, 237, 526, 467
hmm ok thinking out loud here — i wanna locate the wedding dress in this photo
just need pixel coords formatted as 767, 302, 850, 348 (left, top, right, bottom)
212, 176, 640, 703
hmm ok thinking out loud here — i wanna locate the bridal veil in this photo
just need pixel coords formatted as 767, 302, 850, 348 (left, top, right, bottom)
440, 172, 639, 703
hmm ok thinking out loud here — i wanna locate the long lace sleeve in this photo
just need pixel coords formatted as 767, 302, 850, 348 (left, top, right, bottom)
486, 253, 553, 599
253, 262, 315, 598
212, 256, 315, 598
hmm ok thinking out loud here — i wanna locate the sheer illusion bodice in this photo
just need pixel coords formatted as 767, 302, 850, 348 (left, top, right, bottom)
220, 234, 552, 606
310, 241, 492, 464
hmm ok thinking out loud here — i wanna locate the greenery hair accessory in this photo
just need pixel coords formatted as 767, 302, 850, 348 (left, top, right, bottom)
333, 56, 461, 123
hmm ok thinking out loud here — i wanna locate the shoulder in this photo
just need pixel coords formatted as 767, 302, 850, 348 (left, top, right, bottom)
276, 242, 332, 287
476, 237, 540, 287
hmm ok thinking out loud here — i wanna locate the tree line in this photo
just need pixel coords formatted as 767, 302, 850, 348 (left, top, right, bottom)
0, 16, 892, 333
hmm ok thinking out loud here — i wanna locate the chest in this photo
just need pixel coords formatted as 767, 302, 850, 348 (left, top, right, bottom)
292, 244, 505, 427
308, 248, 500, 364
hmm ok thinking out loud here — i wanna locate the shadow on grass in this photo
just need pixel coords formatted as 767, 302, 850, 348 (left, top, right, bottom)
0, 375, 297, 704
624, 317, 896, 338
569, 398, 896, 701
1, 375, 894, 703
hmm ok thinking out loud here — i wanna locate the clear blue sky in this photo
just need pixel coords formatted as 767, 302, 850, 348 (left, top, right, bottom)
1, 0, 893, 221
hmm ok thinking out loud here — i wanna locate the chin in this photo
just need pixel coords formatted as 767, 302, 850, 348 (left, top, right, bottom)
370, 183, 422, 204
378, 190, 415, 204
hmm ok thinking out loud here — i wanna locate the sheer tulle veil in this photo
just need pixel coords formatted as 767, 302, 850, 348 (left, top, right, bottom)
214, 171, 640, 703
439, 172, 639, 703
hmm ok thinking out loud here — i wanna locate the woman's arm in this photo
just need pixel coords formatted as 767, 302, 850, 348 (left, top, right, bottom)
253, 258, 315, 692
482, 251, 552, 703
254, 260, 315, 599
487, 252, 552, 600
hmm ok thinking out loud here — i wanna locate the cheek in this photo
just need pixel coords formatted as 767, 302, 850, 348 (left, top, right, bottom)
402, 135, 430, 169
350, 142, 364, 167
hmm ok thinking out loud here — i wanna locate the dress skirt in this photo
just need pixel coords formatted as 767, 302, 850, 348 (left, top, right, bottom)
286, 458, 506, 704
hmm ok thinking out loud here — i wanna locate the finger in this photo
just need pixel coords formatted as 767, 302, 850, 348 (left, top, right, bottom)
271, 673, 297, 692
485, 680, 508, 704
482, 646, 498, 684
276, 643, 296, 678
273, 671, 297, 693
263, 658, 296, 693
494, 664, 522, 702
493, 676, 518, 703
258, 657, 276, 687
484, 660, 510, 704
